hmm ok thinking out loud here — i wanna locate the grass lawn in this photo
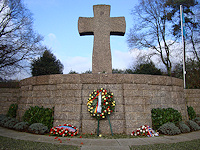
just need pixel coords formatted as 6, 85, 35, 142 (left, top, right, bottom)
130, 139, 200, 150
0, 135, 200, 150
0, 136, 80, 150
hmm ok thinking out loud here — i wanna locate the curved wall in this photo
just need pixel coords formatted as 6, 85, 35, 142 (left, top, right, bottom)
17, 74, 188, 134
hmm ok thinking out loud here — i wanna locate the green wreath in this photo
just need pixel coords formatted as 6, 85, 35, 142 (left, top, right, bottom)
87, 88, 115, 120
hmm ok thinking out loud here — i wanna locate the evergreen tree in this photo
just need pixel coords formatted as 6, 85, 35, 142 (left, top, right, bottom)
31, 50, 64, 76
133, 61, 162, 75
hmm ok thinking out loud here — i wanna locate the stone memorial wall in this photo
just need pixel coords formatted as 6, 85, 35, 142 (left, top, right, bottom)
1, 74, 199, 134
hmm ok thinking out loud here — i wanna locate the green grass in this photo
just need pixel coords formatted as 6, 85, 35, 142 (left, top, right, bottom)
1, 136, 200, 150
0, 136, 80, 150
130, 139, 200, 150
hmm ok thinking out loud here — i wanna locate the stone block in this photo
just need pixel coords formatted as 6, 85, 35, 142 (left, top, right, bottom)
67, 112, 81, 120
115, 104, 124, 112
82, 120, 97, 134
125, 105, 144, 112
99, 120, 125, 134
81, 74, 100, 84
172, 77, 183, 87
124, 90, 143, 97
58, 90, 81, 98
124, 97, 145, 105
99, 74, 125, 84
125, 112, 136, 120
57, 84, 82, 90
133, 74, 152, 84
109, 112, 124, 120
82, 112, 94, 120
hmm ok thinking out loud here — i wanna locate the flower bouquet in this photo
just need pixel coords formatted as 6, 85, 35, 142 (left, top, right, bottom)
50, 124, 78, 137
131, 125, 159, 137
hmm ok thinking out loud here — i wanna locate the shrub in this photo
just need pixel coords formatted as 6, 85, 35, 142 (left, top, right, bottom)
28, 123, 48, 134
0, 116, 12, 127
151, 108, 182, 130
186, 120, 200, 131
23, 106, 54, 129
0, 114, 7, 122
6, 104, 18, 118
187, 106, 196, 120
4, 118, 19, 129
158, 122, 181, 135
178, 121, 190, 133
14, 122, 29, 131
193, 117, 200, 125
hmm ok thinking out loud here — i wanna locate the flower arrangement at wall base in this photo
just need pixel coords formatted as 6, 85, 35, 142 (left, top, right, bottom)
131, 125, 159, 137
50, 124, 78, 137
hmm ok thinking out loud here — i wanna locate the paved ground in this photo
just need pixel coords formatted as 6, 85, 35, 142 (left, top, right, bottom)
0, 126, 200, 150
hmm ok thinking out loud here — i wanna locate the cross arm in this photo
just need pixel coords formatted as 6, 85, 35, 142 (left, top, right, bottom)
78, 17, 94, 36
110, 17, 126, 36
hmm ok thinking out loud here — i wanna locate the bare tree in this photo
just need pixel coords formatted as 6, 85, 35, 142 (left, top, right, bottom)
165, 0, 200, 62
127, 0, 178, 76
0, 0, 44, 78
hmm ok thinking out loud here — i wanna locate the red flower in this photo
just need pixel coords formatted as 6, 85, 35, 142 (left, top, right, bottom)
81, 142, 83, 145
71, 134, 74, 137
64, 124, 67, 126
103, 103, 105, 105
91, 133, 93, 135
54, 137, 58, 139
79, 136, 82, 138
60, 140, 62, 143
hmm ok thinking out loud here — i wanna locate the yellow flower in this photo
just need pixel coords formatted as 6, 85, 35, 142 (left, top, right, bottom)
105, 92, 107, 95
111, 93, 113, 96
108, 112, 110, 114
102, 96, 105, 99
106, 102, 108, 105
88, 109, 90, 111
104, 98, 106, 100
101, 88, 103, 90
91, 96, 93, 98
89, 98, 91, 100
99, 134, 102, 137
102, 113, 104, 115
102, 93, 104, 95
102, 116, 105, 118
113, 104, 115, 106
103, 90, 105, 92
94, 92, 97, 94
108, 95, 110, 98
89, 94, 91, 97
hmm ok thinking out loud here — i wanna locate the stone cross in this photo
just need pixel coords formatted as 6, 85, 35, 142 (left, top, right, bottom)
78, 5, 126, 74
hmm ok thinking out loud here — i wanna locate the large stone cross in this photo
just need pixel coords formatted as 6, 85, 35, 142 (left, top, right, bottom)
78, 5, 126, 74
